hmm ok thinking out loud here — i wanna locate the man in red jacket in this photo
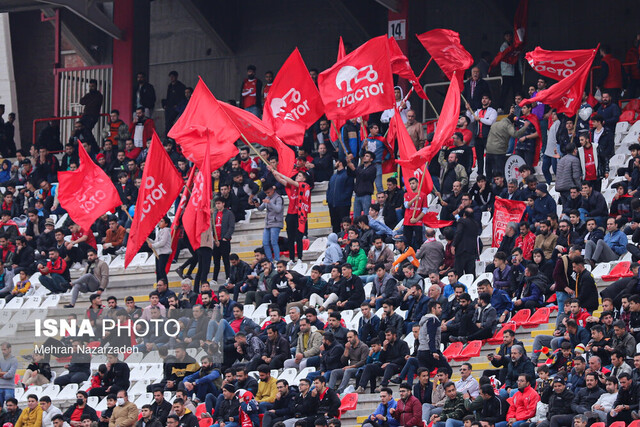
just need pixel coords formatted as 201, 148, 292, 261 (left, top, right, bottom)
391, 383, 422, 427
506, 374, 540, 426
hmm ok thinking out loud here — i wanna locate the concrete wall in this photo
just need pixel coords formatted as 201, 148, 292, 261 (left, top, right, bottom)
10, 10, 55, 148
0, 13, 20, 147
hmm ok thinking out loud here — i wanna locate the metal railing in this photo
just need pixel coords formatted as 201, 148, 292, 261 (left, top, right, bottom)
422, 76, 503, 122
55, 65, 113, 148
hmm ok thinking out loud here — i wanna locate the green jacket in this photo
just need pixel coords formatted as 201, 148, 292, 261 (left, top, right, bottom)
439, 392, 468, 421
346, 249, 367, 275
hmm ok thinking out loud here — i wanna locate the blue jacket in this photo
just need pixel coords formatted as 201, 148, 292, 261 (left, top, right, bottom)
491, 288, 514, 315
533, 194, 557, 223
493, 265, 512, 292
369, 219, 393, 237
221, 300, 238, 322
604, 230, 628, 255
183, 368, 221, 386
327, 169, 354, 207
401, 294, 430, 323
371, 400, 399, 427
443, 282, 466, 299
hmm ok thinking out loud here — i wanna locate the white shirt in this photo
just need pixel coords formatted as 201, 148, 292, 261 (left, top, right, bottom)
593, 128, 604, 145
455, 375, 480, 398
592, 391, 618, 412
466, 107, 498, 128
381, 100, 411, 124
42, 405, 62, 427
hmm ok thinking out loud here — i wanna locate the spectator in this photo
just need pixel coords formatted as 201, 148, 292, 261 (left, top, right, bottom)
261, 324, 290, 370
149, 216, 172, 283
262, 380, 297, 427
283, 317, 323, 370
486, 114, 528, 180
588, 376, 618, 422
607, 372, 638, 425
40, 396, 61, 427
465, 95, 497, 176
362, 387, 398, 427
452, 208, 479, 276
357, 328, 409, 393
310, 376, 340, 424
15, 394, 43, 427
513, 264, 546, 311
554, 143, 582, 205
62, 391, 99, 425
326, 160, 354, 233
130, 107, 155, 149
462, 67, 492, 111
534, 220, 557, 260
429, 381, 468, 427
38, 248, 69, 294
211, 197, 234, 287
503, 374, 539, 427
65, 248, 109, 308
135, 405, 162, 427
391, 383, 422, 427
585, 218, 627, 266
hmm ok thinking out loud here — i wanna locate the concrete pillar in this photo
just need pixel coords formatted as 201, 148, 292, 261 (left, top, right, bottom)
0, 13, 20, 146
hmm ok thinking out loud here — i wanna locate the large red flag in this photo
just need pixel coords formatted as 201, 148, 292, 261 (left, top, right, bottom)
519, 46, 598, 116
182, 138, 212, 249
57, 142, 121, 232
388, 37, 428, 100
125, 132, 183, 268
165, 167, 196, 274
263, 48, 324, 146
330, 37, 347, 142
397, 73, 461, 169
416, 29, 473, 90
392, 112, 433, 195
489, 0, 529, 70
168, 79, 239, 170
492, 197, 526, 248
525, 46, 596, 81
318, 35, 395, 120
218, 102, 295, 178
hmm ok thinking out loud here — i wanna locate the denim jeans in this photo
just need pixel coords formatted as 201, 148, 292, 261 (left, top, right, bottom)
263, 227, 281, 261
353, 195, 372, 217
578, 209, 606, 228
245, 105, 260, 118
40, 273, 69, 293
0, 389, 14, 407
542, 155, 557, 185
374, 163, 383, 194
206, 319, 235, 342
506, 137, 516, 155
556, 291, 569, 318
398, 357, 420, 386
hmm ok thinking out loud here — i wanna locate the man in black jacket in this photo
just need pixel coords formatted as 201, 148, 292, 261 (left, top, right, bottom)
235, 368, 259, 395
135, 405, 163, 427
163, 71, 186, 134
150, 388, 172, 425
261, 324, 290, 369
539, 377, 574, 427
549, 372, 604, 427
608, 372, 639, 424
479, 384, 508, 425
337, 264, 365, 310
290, 378, 319, 425
62, 391, 99, 424
383, 178, 404, 229
358, 328, 410, 393
453, 208, 479, 276
347, 151, 377, 217
308, 332, 345, 384
262, 379, 298, 427
484, 329, 524, 384
378, 299, 405, 342
311, 376, 340, 424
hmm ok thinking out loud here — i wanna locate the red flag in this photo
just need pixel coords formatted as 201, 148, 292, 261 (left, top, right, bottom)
492, 197, 526, 248
489, 0, 529, 69
168, 79, 239, 170
519, 46, 598, 116
57, 142, 121, 232
263, 48, 324, 146
125, 132, 183, 268
388, 37, 428, 100
526, 46, 596, 81
392, 112, 433, 195
218, 102, 295, 178
416, 29, 473, 90
397, 73, 461, 169
330, 37, 347, 142
165, 167, 196, 273
422, 212, 454, 229
318, 35, 395, 120
182, 137, 212, 249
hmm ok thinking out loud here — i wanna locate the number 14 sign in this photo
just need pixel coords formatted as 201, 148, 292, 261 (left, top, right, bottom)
388, 19, 406, 41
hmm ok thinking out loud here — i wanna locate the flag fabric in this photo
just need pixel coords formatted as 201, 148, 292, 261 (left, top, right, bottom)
165, 167, 196, 273
397, 73, 461, 169
218, 102, 295, 178
416, 29, 473, 90
57, 142, 122, 232
263, 48, 324, 146
168, 79, 239, 171
392, 112, 433, 195
330, 37, 347, 143
489, 0, 529, 69
526, 46, 596, 81
492, 197, 527, 248
519, 46, 598, 116
422, 212, 454, 229
388, 37, 428, 100
318, 35, 395, 120
125, 132, 184, 268
182, 138, 212, 249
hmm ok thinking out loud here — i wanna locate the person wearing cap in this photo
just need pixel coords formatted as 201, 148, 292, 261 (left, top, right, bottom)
163, 71, 186, 134
240, 65, 263, 118
65, 248, 109, 308
532, 183, 557, 224
534, 376, 575, 427
213, 384, 240, 427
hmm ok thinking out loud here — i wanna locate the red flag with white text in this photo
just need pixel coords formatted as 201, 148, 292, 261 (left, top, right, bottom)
319, 35, 395, 120
330, 37, 347, 142
519, 46, 598, 116
392, 112, 433, 195
388, 37, 428, 100
263, 48, 324, 146
492, 197, 526, 248
416, 29, 473, 90
397, 74, 461, 169
57, 143, 122, 232
489, 0, 529, 69
125, 132, 183, 268
168, 79, 239, 170
182, 139, 212, 249
525, 46, 596, 81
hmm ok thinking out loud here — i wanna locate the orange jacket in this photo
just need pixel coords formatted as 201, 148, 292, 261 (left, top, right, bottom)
506, 385, 540, 421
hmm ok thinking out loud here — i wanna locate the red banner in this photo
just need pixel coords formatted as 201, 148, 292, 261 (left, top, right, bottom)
388, 37, 428, 100
519, 46, 598, 116
218, 102, 295, 178
397, 73, 461, 169
416, 29, 473, 90
125, 132, 184, 268
330, 37, 347, 143
182, 138, 212, 249
489, 0, 529, 69
57, 142, 122, 232
492, 197, 526, 248
525, 46, 596, 81
319, 35, 395, 120
423, 212, 454, 229
165, 167, 196, 273
263, 48, 324, 146
391, 112, 433, 195
168, 79, 239, 171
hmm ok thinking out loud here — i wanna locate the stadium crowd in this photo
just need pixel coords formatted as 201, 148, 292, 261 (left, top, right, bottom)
1, 31, 640, 427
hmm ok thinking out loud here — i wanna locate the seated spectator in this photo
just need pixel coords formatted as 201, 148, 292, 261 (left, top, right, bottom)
232, 331, 265, 372
429, 381, 468, 427
255, 365, 278, 407
502, 346, 535, 397
225, 254, 252, 301
15, 394, 43, 427
606, 372, 638, 425
262, 379, 297, 427
22, 352, 51, 387
391, 383, 422, 427
580, 181, 608, 226
585, 218, 627, 266
532, 183, 556, 224
357, 328, 409, 393
369, 264, 399, 310
335, 263, 365, 310
492, 251, 512, 295
65, 222, 97, 265
362, 387, 398, 427
378, 299, 404, 342
513, 263, 546, 311
102, 217, 126, 255
65, 248, 109, 308
503, 374, 539, 427
358, 302, 381, 345
588, 376, 618, 422
514, 222, 535, 261
400, 284, 429, 333
135, 405, 162, 427
171, 398, 197, 427
283, 317, 323, 370
5, 268, 30, 302
442, 292, 474, 344
534, 220, 557, 260
149, 389, 172, 425
61, 391, 98, 425
416, 228, 445, 277
38, 248, 70, 294
260, 324, 290, 370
